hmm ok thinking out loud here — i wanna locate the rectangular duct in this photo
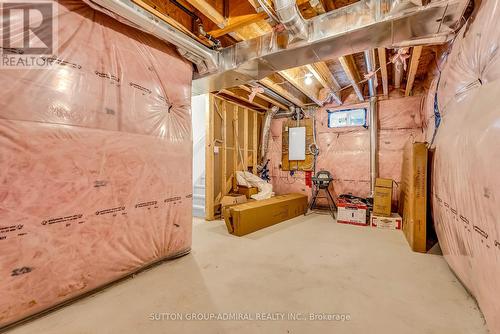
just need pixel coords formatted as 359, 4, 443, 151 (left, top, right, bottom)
85, 0, 468, 97
193, 0, 468, 94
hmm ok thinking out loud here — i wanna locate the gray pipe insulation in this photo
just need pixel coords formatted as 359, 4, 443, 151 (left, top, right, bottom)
258, 106, 302, 171
258, 106, 280, 171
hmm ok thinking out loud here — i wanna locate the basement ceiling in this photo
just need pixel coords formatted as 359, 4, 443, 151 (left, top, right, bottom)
142, 0, 445, 107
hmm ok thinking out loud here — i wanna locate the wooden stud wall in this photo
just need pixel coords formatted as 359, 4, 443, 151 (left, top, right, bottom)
205, 94, 216, 220
205, 94, 260, 220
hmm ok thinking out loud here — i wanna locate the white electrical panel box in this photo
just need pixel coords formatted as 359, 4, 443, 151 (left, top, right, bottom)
288, 127, 306, 160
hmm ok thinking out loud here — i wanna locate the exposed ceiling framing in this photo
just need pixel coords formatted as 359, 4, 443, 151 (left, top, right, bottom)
405, 46, 423, 97
141, 0, 445, 108
182, 0, 226, 27
377, 47, 389, 97
339, 55, 364, 102
279, 67, 324, 106
306, 62, 342, 104
220, 88, 269, 110
238, 85, 289, 110
260, 77, 307, 108
208, 12, 267, 37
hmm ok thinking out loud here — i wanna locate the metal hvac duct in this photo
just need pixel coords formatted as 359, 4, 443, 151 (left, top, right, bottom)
193, 0, 469, 94
273, 0, 309, 41
258, 105, 301, 171
259, 106, 280, 171
88, 0, 468, 95
83, 0, 219, 75
364, 49, 377, 97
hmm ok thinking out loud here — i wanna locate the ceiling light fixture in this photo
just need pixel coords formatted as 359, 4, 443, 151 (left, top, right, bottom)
304, 72, 313, 86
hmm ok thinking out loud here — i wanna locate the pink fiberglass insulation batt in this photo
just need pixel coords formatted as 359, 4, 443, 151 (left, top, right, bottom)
422, 0, 500, 332
268, 95, 423, 201
0, 0, 193, 328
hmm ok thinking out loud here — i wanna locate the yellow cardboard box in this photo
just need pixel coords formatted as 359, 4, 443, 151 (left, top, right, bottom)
399, 142, 428, 253
220, 194, 247, 207
237, 186, 259, 199
373, 178, 393, 217
224, 193, 308, 236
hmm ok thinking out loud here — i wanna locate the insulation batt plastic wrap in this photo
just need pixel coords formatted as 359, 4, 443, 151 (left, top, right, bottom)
0, 0, 193, 328
422, 0, 500, 332
268, 96, 423, 200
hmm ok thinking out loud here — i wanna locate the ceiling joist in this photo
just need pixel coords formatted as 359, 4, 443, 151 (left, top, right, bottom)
309, 0, 327, 14
339, 55, 364, 101
227, 3, 316, 107
131, 0, 211, 47
306, 63, 342, 104
209, 12, 268, 37
137, 0, 433, 104
220, 89, 268, 110
238, 85, 289, 110
260, 77, 306, 108
405, 46, 423, 96
203, 0, 356, 108
183, 0, 226, 27
279, 68, 324, 106
247, 0, 260, 10
377, 47, 389, 96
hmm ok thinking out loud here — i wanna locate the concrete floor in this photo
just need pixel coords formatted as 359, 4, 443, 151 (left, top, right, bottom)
7, 214, 487, 334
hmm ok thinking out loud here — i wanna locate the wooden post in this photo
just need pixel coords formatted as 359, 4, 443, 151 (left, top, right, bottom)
405, 46, 423, 96
206, 96, 263, 217
221, 99, 227, 198
253, 110, 258, 174
377, 47, 389, 96
243, 108, 249, 170
307, 62, 342, 105
233, 106, 239, 192
205, 94, 215, 220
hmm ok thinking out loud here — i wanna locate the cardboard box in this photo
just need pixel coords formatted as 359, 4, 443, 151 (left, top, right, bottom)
371, 213, 402, 230
237, 185, 259, 199
224, 193, 308, 236
220, 194, 247, 208
399, 142, 428, 252
337, 198, 368, 226
373, 178, 393, 217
